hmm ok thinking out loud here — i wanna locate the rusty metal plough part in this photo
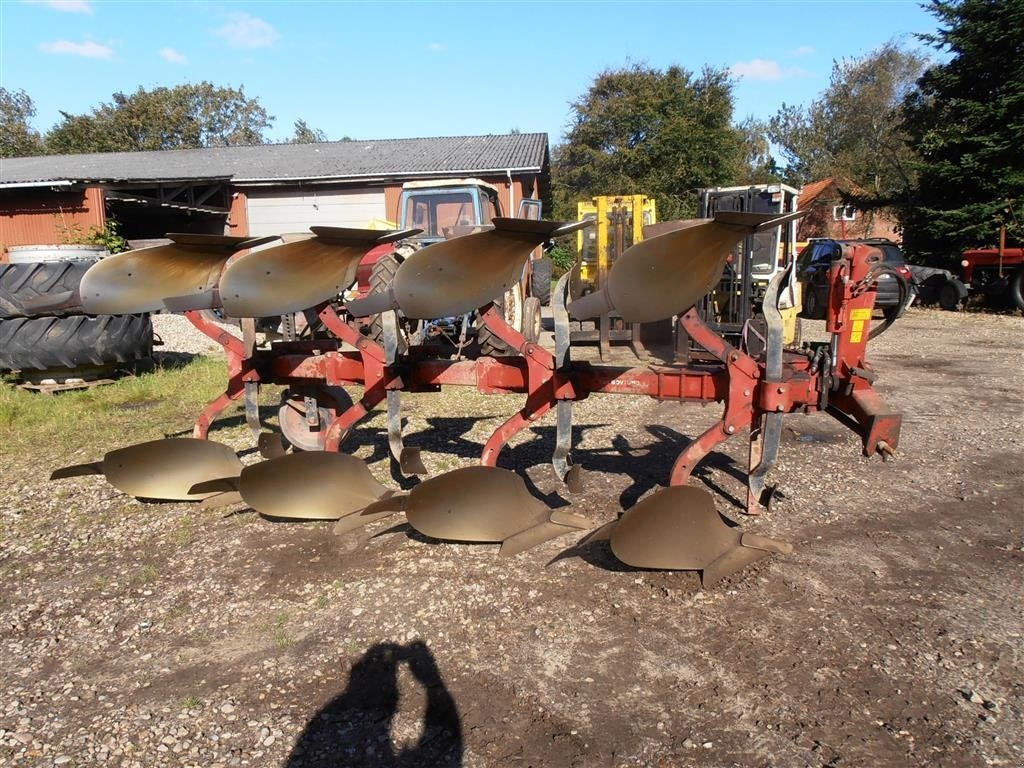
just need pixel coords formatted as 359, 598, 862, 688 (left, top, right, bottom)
51, 214, 903, 588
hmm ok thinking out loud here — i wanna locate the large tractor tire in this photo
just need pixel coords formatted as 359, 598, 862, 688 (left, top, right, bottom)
0, 260, 94, 318
530, 257, 552, 306
477, 284, 524, 357
0, 314, 152, 372
364, 253, 408, 353
1011, 269, 1024, 312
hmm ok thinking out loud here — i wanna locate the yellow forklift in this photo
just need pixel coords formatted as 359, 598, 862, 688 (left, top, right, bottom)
676, 184, 802, 361
570, 195, 658, 359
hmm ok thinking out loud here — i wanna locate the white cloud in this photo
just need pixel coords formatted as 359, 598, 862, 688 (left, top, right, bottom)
427, 42, 445, 52
788, 45, 815, 57
25, 0, 93, 13
729, 59, 807, 82
40, 39, 114, 59
160, 46, 187, 64
215, 12, 279, 49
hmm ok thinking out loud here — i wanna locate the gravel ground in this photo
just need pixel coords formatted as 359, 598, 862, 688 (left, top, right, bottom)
152, 314, 242, 357
1, 307, 1022, 767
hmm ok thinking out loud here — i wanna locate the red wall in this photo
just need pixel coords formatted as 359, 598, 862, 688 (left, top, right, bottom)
0, 187, 106, 260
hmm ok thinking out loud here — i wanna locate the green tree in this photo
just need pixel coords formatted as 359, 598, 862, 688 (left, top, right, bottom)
45, 83, 273, 153
769, 42, 926, 202
552, 63, 744, 220
1, 88, 45, 157
899, 0, 1024, 262
290, 119, 327, 144
735, 116, 783, 185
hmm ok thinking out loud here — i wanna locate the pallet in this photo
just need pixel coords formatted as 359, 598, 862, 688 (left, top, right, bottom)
16, 377, 116, 395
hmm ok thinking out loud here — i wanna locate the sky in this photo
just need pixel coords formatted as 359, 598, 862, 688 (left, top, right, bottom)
0, 0, 939, 146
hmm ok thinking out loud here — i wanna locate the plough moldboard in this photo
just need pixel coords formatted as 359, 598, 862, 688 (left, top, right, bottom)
52, 213, 902, 587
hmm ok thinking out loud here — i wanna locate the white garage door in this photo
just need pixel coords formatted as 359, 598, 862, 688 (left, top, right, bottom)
244, 187, 386, 236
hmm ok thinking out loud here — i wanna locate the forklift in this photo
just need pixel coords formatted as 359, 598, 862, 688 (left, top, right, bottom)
676, 184, 802, 361
569, 195, 658, 359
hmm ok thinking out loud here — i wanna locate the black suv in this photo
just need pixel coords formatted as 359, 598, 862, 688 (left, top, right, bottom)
797, 238, 912, 319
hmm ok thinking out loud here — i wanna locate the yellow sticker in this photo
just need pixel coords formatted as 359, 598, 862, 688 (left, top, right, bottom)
851, 308, 872, 321
850, 319, 865, 343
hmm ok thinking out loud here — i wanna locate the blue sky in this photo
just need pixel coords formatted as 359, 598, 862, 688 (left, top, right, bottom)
1, 0, 938, 146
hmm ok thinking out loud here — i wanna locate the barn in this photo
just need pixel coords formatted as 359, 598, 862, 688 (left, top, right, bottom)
0, 133, 550, 258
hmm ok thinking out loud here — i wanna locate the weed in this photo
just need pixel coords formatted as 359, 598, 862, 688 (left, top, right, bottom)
181, 695, 202, 710
171, 515, 196, 547
261, 610, 292, 649
134, 564, 159, 585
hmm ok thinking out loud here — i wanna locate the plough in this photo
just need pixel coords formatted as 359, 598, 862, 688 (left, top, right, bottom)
51, 212, 903, 587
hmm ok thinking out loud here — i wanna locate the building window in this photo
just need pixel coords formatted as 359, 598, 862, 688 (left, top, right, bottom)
833, 205, 857, 221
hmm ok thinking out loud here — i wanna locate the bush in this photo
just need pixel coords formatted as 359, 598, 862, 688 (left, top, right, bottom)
547, 244, 576, 277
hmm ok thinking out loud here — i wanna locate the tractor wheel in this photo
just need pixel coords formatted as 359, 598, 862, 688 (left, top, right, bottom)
530, 257, 552, 306
522, 296, 542, 344
0, 313, 152, 372
1011, 269, 1024, 312
477, 284, 524, 357
938, 280, 964, 311
364, 253, 408, 353
0, 260, 95, 318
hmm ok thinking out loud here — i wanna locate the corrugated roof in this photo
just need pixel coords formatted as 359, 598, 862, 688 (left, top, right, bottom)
0, 133, 549, 186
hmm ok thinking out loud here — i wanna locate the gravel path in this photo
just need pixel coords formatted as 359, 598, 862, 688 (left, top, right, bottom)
1, 307, 1021, 767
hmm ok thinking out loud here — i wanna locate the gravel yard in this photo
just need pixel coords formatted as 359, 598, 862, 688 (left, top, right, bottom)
1, 307, 1022, 767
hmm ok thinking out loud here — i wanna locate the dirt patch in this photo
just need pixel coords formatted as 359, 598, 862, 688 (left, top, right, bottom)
1, 307, 1022, 767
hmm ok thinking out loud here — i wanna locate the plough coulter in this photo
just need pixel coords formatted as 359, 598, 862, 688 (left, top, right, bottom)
52, 212, 904, 586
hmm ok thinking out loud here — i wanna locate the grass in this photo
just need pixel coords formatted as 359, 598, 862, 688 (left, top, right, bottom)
0, 356, 237, 460
261, 610, 293, 649
133, 563, 160, 585
171, 514, 196, 547
181, 695, 202, 710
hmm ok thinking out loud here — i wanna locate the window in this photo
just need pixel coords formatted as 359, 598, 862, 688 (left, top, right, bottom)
833, 205, 857, 221
404, 192, 476, 237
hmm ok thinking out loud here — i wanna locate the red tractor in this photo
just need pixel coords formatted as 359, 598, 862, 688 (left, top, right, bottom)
352, 179, 551, 354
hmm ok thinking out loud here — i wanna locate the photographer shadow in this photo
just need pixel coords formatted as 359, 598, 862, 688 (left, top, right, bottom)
286, 640, 462, 768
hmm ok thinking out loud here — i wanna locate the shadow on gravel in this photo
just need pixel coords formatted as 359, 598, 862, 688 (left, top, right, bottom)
286, 640, 462, 768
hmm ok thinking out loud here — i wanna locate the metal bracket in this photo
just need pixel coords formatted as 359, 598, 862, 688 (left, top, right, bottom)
747, 267, 789, 514
551, 272, 580, 490
382, 308, 425, 475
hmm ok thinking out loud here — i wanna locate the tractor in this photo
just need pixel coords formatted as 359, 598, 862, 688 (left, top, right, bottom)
352, 179, 552, 355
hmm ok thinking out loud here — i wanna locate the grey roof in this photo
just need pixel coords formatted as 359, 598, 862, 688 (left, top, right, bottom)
0, 133, 548, 186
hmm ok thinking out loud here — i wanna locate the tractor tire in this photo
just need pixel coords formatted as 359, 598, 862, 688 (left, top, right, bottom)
1011, 269, 1024, 312
938, 280, 964, 311
522, 296, 542, 344
0, 260, 94, 318
477, 284, 523, 357
530, 257, 552, 306
364, 253, 407, 354
0, 313, 152, 372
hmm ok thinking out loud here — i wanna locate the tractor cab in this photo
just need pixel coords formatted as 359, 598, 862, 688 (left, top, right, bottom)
398, 179, 504, 244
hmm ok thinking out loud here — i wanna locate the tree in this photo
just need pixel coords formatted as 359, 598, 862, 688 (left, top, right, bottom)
1, 88, 45, 157
45, 83, 273, 153
899, 0, 1024, 262
768, 43, 926, 203
552, 64, 744, 220
734, 116, 783, 185
290, 119, 327, 144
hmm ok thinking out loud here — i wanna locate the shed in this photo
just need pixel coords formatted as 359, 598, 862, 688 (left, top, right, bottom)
0, 133, 550, 258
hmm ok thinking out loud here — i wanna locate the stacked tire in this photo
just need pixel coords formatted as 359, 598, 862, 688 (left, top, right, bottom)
0, 247, 152, 381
